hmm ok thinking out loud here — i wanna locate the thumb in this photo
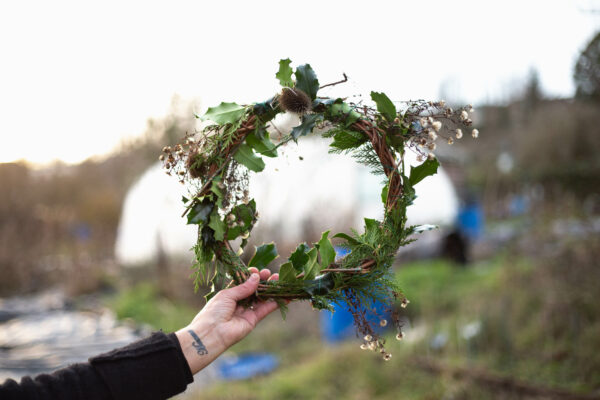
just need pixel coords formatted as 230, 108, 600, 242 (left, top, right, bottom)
223, 273, 259, 301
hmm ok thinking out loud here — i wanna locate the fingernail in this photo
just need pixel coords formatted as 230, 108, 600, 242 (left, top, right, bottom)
250, 273, 259, 281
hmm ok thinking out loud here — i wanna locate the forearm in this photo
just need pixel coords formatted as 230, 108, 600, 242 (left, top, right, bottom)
175, 322, 227, 375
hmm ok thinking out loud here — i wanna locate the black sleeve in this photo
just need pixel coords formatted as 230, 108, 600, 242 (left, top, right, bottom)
0, 331, 194, 400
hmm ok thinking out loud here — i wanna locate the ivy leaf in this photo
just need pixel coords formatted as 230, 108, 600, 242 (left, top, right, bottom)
291, 114, 322, 141
303, 248, 320, 280
278, 262, 296, 282
409, 158, 440, 186
332, 232, 360, 247
370, 92, 396, 122
295, 64, 319, 100
249, 243, 279, 270
233, 143, 265, 172
276, 58, 294, 88
316, 230, 335, 268
289, 243, 310, 273
208, 210, 225, 241
246, 131, 277, 158
198, 102, 246, 125
187, 199, 213, 225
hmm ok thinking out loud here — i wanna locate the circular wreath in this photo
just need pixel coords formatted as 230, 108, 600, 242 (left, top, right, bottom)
161, 59, 478, 357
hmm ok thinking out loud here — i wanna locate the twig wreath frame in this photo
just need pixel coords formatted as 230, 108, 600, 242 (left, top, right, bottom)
161, 59, 478, 357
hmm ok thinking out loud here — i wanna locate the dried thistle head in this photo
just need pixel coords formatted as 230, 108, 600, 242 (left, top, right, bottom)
279, 87, 312, 114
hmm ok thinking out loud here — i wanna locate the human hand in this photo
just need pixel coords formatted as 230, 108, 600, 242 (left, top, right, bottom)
175, 268, 279, 375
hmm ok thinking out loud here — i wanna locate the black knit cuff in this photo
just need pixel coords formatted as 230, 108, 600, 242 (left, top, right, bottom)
90, 331, 194, 400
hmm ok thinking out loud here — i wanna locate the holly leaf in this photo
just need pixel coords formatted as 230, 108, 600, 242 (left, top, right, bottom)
291, 114, 322, 141
276, 58, 294, 88
289, 243, 310, 273
198, 102, 246, 125
208, 210, 225, 241
246, 131, 277, 157
316, 230, 335, 268
295, 64, 319, 100
249, 243, 279, 270
278, 262, 296, 282
303, 248, 320, 280
187, 199, 213, 225
332, 232, 360, 247
233, 143, 265, 172
409, 158, 440, 186
370, 92, 396, 122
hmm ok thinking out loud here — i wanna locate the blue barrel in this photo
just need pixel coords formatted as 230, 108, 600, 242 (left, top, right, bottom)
319, 247, 391, 343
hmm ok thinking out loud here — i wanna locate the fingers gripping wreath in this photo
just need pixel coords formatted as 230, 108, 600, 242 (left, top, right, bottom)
161, 59, 478, 356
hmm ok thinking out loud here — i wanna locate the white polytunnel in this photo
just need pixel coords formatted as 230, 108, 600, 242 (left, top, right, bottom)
115, 116, 458, 266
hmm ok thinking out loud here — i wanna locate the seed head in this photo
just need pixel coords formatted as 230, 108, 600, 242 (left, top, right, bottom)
401, 298, 410, 308
364, 334, 372, 342
396, 332, 404, 341
428, 152, 435, 160
471, 129, 479, 138
460, 110, 469, 121
428, 130, 438, 141
380, 319, 388, 327
279, 88, 312, 114
159, 154, 165, 161
383, 353, 392, 361
432, 121, 442, 132
455, 129, 463, 139
427, 143, 436, 151
447, 137, 454, 145
360, 344, 368, 350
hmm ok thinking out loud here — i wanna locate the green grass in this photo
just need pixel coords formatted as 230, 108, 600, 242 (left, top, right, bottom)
107, 283, 197, 332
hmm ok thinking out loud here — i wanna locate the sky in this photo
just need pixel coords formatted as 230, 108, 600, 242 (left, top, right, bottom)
0, 0, 598, 165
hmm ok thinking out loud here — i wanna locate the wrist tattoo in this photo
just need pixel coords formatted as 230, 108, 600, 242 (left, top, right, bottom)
188, 330, 209, 356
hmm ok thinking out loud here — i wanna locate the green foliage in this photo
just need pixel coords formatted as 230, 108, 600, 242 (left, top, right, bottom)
289, 243, 310, 273
278, 262, 296, 282
276, 58, 293, 88
294, 64, 319, 100
187, 199, 213, 225
302, 247, 320, 280
198, 102, 246, 125
249, 243, 279, 269
226, 200, 256, 240
291, 114, 322, 140
233, 143, 266, 172
316, 230, 335, 267
246, 131, 277, 157
326, 99, 361, 126
208, 209, 225, 241
329, 128, 368, 152
409, 158, 440, 186
370, 91, 396, 122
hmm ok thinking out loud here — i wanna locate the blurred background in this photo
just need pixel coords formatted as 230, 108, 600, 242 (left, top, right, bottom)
1, 1, 599, 399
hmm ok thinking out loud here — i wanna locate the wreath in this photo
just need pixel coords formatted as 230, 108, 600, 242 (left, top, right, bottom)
161, 59, 478, 358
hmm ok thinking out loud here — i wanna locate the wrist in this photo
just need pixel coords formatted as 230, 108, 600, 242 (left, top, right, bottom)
175, 322, 226, 375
